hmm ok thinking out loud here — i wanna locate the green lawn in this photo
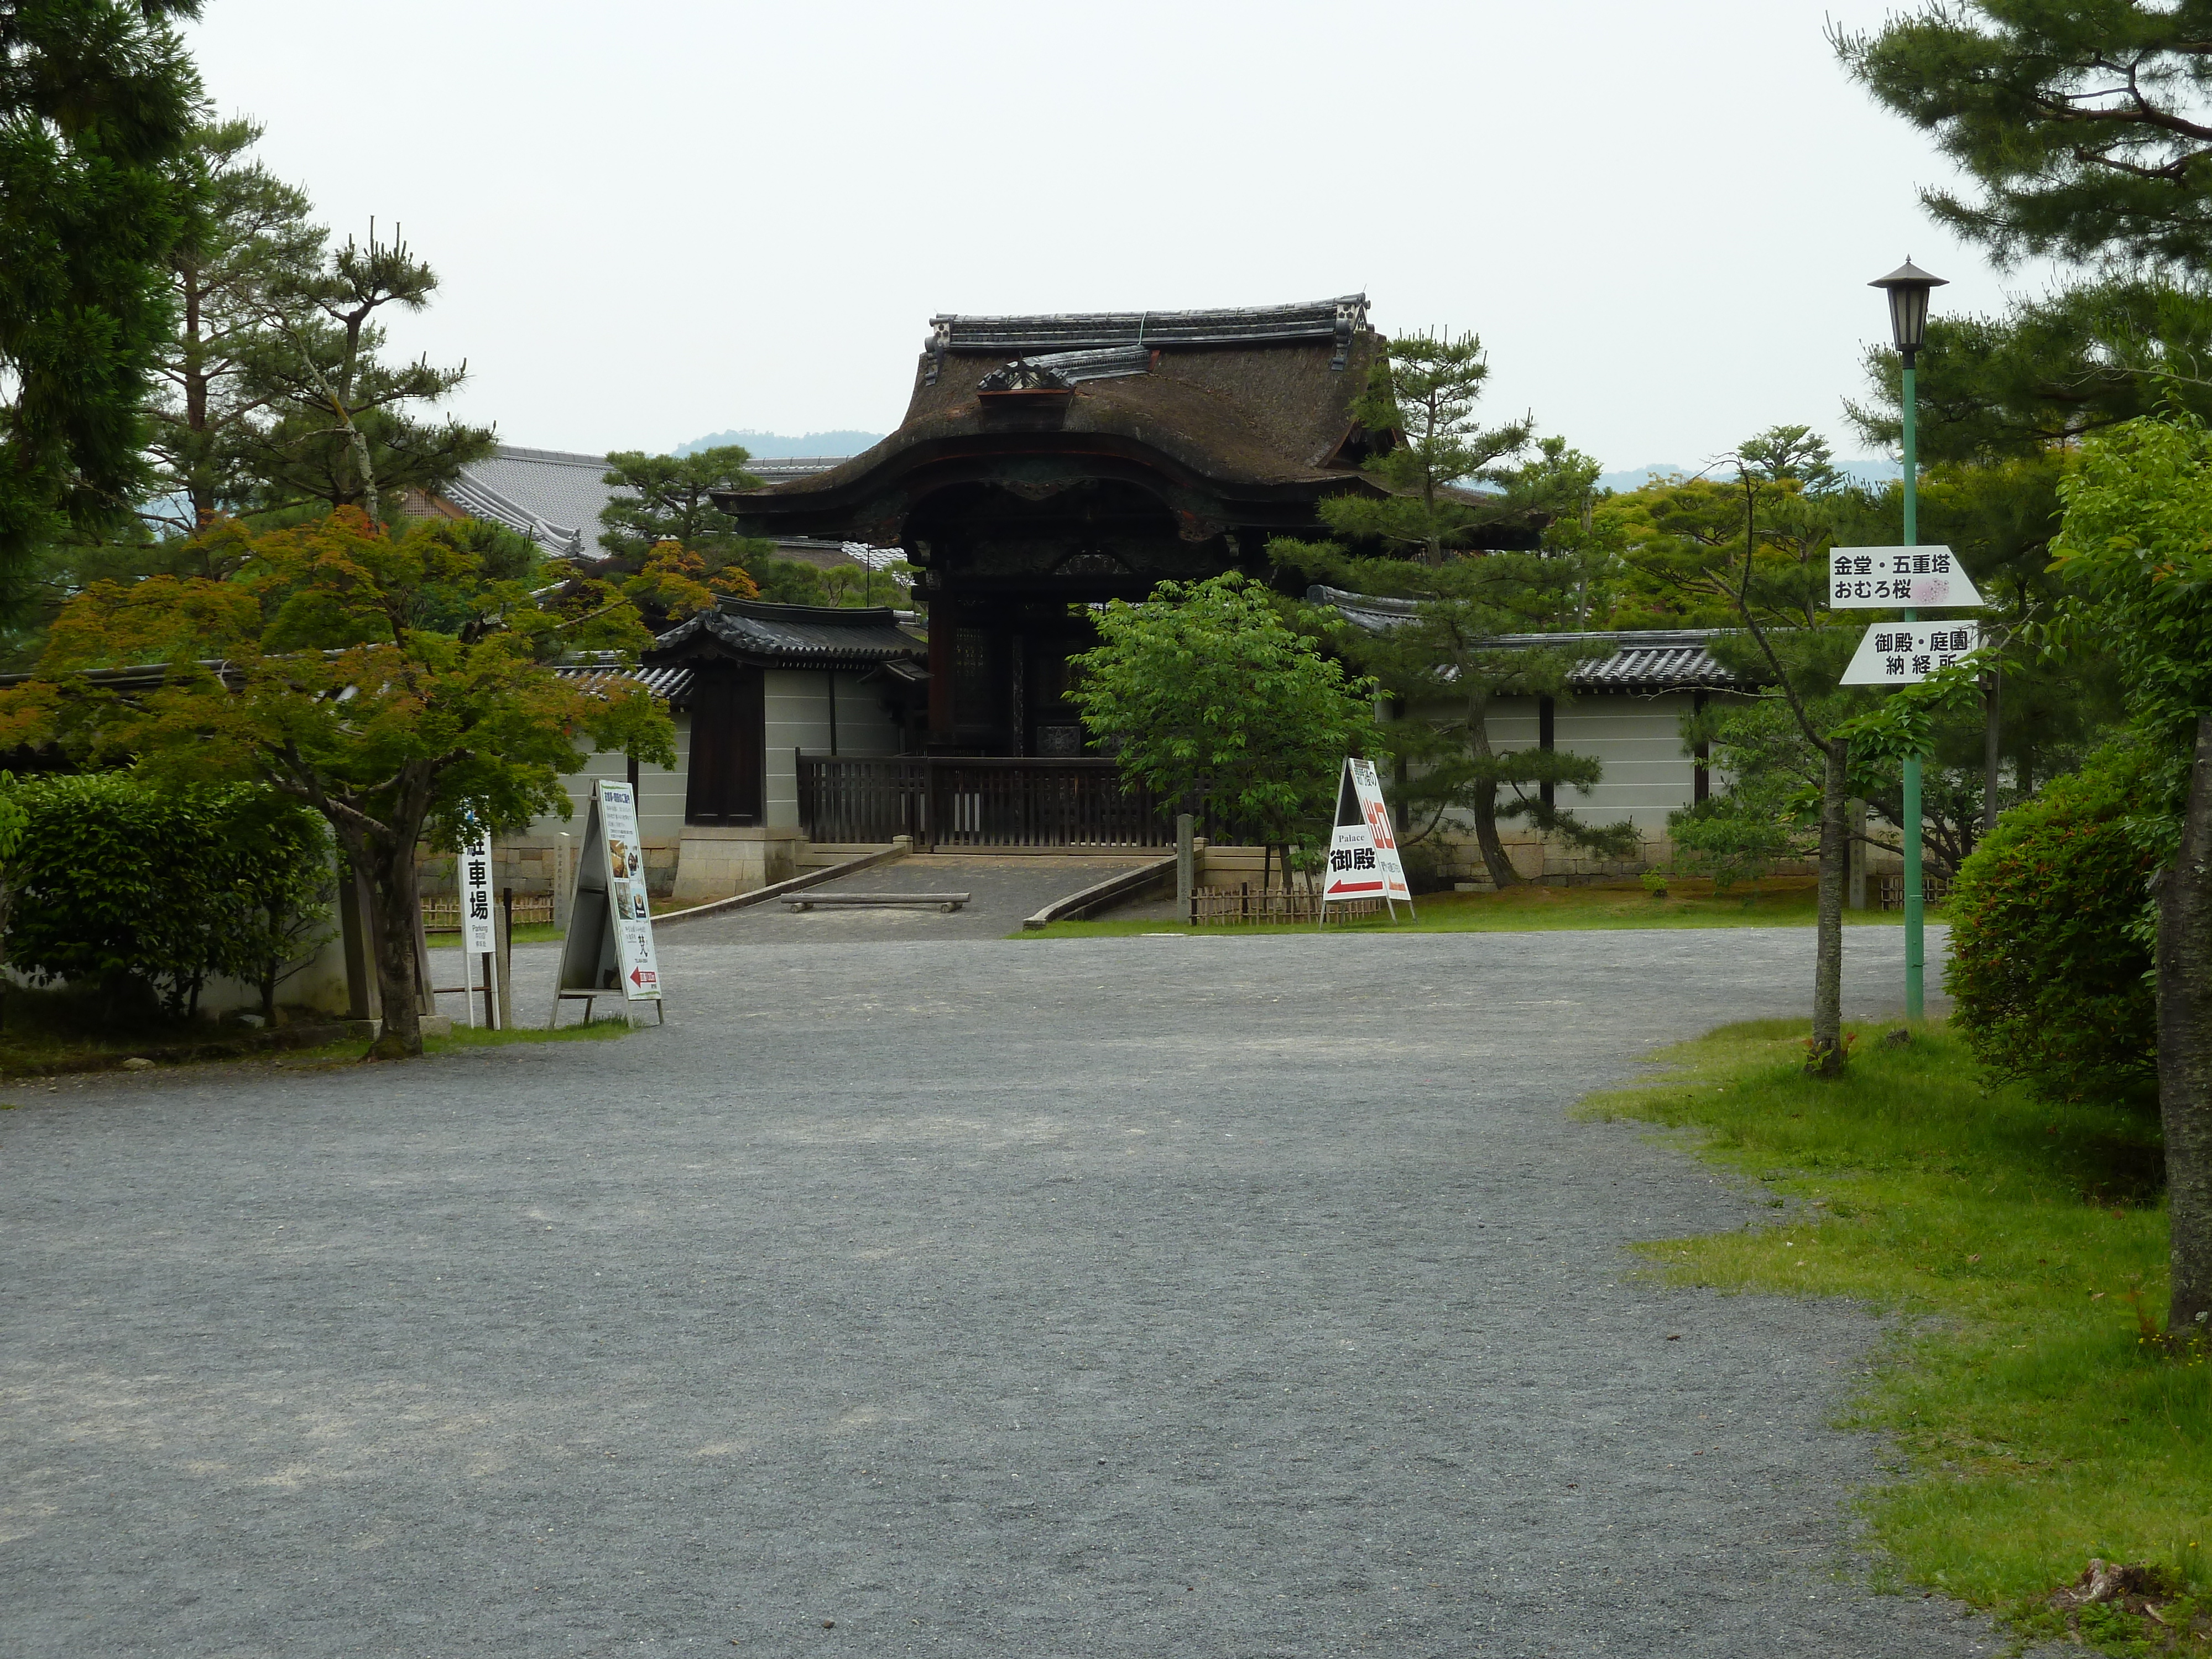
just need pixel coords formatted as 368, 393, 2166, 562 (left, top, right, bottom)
1020, 876, 1929, 939
1580, 1021, 2207, 1653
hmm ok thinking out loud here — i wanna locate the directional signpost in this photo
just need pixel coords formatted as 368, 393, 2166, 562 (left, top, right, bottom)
551, 779, 665, 1025
1827, 543, 1984, 1016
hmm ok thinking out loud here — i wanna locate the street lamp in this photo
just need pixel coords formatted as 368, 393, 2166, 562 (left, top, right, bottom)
1870, 257, 1948, 1021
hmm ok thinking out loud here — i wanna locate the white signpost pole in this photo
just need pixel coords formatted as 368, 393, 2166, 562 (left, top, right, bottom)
460, 830, 498, 1031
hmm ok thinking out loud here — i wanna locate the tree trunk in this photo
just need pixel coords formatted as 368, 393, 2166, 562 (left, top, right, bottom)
1806, 738, 1849, 1077
1470, 781, 1520, 890
1464, 693, 1521, 889
354, 834, 425, 1060
2159, 710, 2212, 1337
1981, 661, 2004, 837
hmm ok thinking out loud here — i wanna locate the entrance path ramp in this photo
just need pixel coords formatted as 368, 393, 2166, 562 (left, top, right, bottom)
665, 853, 1162, 942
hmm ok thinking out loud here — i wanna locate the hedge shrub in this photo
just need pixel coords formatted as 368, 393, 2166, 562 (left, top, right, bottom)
1944, 743, 2161, 1109
3, 775, 332, 1020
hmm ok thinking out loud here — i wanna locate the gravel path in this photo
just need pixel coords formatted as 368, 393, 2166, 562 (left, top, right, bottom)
2, 925, 2031, 1658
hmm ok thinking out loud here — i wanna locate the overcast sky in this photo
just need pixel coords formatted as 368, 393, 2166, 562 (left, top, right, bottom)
184, 0, 2038, 471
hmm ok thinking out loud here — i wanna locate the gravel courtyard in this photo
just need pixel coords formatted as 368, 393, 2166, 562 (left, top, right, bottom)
1, 926, 2025, 1658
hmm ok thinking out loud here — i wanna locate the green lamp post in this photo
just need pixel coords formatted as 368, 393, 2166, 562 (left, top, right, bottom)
1870, 258, 1948, 1020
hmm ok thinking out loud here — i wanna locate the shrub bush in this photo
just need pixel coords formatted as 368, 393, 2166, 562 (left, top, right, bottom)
1944, 743, 2161, 1109
2, 775, 332, 1021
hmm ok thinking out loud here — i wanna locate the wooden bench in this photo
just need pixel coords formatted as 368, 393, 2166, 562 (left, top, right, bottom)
784, 892, 972, 914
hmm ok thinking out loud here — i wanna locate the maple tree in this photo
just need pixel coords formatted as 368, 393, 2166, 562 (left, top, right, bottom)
0, 510, 672, 1057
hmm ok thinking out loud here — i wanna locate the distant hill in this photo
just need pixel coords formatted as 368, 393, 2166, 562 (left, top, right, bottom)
1598, 460, 1902, 494
676, 429, 884, 459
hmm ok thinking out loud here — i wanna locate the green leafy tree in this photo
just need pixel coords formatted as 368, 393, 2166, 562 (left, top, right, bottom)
2046, 410, 2212, 1333
1944, 739, 2162, 1113
1846, 279, 2212, 463
1835, 4, 2212, 273
1321, 329, 1533, 565
1, 774, 330, 1022
1624, 430, 1865, 1073
599, 447, 767, 571
0, 0, 204, 588
236, 220, 493, 524
146, 116, 320, 533
1069, 573, 1382, 890
1275, 331, 1635, 889
0, 509, 675, 1059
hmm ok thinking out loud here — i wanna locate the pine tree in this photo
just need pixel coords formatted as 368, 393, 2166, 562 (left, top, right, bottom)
0, 0, 204, 591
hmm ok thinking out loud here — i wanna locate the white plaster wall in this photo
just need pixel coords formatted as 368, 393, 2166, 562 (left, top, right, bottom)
1418, 691, 1700, 833
763, 669, 902, 831
519, 712, 690, 842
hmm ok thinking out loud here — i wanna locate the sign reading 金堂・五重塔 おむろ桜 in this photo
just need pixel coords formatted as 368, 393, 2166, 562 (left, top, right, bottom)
1839, 622, 1983, 687
1827, 546, 1984, 611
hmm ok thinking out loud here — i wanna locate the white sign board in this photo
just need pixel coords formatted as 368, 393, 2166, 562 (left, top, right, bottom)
597, 781, 661, 1000
1827, 545, 1983, 610
1840, 622, 1983, 686
460, 831, 495, 955
551, 779, 664, 1016
1321, 757, 1412, 915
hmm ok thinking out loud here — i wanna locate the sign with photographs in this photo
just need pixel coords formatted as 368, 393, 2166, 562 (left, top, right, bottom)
551, 778, 664, 1018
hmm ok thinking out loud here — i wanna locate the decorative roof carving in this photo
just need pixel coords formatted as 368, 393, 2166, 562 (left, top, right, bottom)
976, 345, 1154, 393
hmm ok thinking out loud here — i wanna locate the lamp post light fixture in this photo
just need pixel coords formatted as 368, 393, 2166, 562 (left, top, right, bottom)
1870, 258, 1948, 1021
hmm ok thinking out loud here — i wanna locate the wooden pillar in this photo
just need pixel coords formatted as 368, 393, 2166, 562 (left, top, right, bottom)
928, 597, 957, 743
1538, 695, 1556, 808
1692, 690, 1710, 804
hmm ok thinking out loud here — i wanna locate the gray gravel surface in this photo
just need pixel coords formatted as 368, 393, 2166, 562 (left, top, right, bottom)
2, 925, 2039, 1658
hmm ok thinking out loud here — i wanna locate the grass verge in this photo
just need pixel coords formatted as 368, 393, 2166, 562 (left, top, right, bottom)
1021, 876, 1929, 938
1579, 1020, 2209, 1652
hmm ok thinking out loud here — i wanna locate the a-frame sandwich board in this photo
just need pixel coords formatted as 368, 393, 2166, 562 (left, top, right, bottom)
1317, 755, 1414, 926
551, 778, 665, 1025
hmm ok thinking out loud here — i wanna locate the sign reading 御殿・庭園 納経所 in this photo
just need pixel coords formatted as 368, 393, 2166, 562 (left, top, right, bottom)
1840, 622, 1983, 687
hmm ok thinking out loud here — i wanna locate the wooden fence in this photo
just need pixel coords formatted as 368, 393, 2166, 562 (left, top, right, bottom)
1877, 875, 1955, 911
1190, 884, 1385, 925
797, 754, 1178, 849
423, 893, 555, 934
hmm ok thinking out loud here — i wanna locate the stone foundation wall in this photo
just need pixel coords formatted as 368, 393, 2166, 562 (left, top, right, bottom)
418, 838, 680, 901
1426, 830, 1902, 890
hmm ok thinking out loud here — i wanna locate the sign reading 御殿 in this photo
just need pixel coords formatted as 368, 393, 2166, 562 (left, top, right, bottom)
1321, 757, 1412, 917
1840, 622, 1983, 686
1827, 545, 1984, 610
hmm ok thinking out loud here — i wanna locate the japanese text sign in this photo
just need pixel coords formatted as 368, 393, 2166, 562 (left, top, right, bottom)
1840, 622, 1983, 686
1827, 546, 1984, 610
460, 830, 495, 955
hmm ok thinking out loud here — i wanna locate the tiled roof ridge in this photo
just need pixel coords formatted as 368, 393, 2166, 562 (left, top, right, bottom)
927, 295, 1368, 384
493, 444, 613, 468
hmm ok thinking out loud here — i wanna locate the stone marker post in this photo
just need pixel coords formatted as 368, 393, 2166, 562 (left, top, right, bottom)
1176, 813, 1194, 925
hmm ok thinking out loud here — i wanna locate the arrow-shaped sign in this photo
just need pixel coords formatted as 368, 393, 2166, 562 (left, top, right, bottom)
1828, 545, 1984, 610
1840, 621, 1983, 686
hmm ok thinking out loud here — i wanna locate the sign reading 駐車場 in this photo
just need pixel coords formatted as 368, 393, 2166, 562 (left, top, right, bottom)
1840, 622, 1983, 686
460, 831, 495, 956
1827, 545, 1984, 610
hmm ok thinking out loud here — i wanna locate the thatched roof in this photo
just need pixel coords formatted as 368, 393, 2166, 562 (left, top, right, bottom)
716, 296, 1396, 538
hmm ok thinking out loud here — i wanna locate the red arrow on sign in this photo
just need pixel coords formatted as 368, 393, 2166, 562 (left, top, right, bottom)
630, 967, 645, 986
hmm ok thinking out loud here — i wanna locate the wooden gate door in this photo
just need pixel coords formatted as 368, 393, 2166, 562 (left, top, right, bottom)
683, 667, 765, 825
